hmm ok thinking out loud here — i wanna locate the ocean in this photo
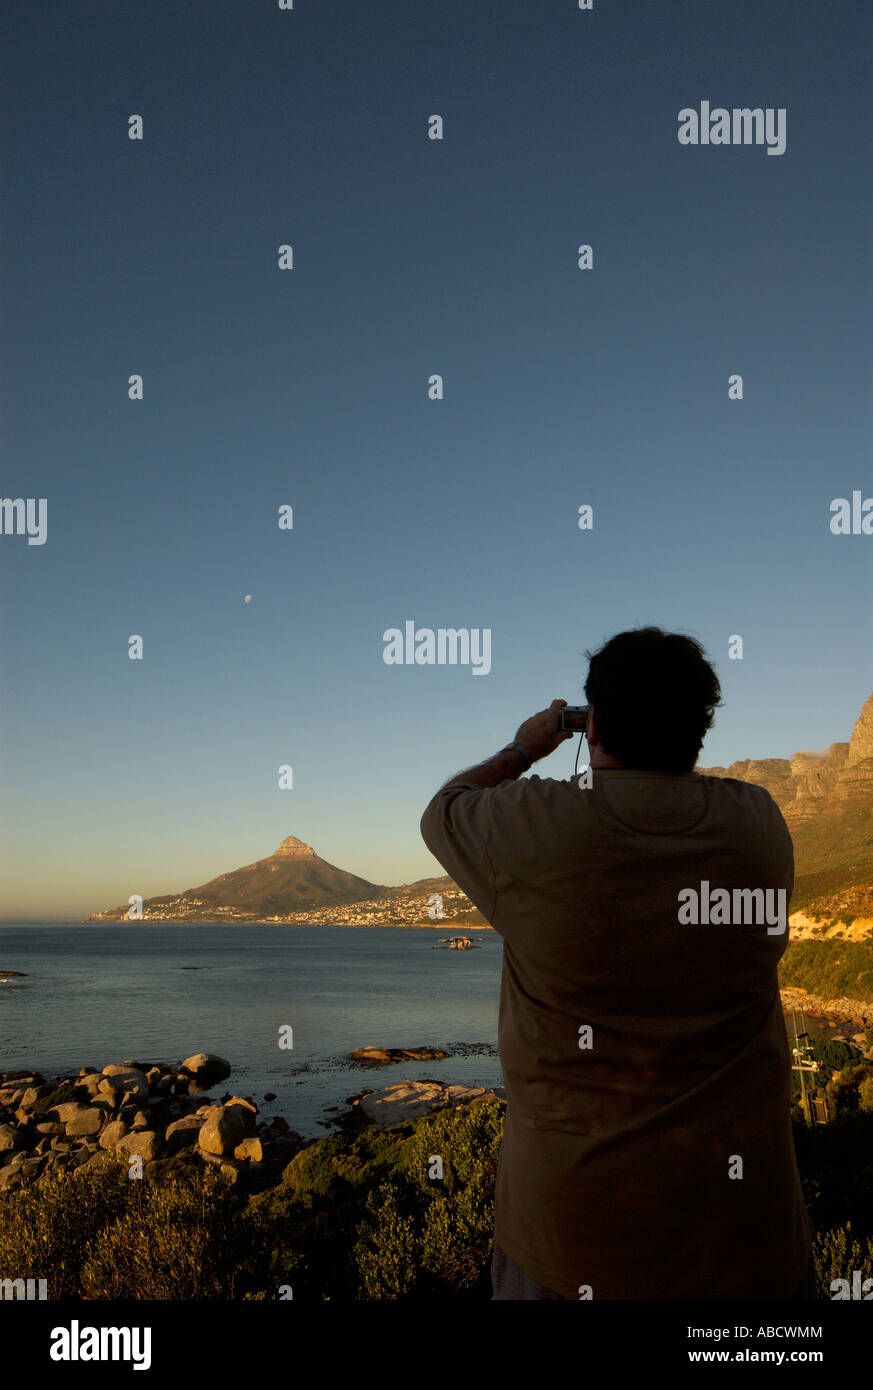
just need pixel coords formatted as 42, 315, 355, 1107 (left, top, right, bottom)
0, 922, 847, 1139
0, 923, 503, 1137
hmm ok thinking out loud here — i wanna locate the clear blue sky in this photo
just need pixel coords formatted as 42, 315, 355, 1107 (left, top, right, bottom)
1, 0, 871, 919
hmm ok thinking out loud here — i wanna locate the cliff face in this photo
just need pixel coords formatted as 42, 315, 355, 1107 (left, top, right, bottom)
697, 693, 873, 937
698, 691, 873, 828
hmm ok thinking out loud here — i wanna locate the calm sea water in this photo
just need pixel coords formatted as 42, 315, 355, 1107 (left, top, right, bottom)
0, 923, 848, 1139
0, 924, 503, 1137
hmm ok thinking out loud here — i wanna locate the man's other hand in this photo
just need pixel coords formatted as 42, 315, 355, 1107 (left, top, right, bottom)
514, 700, 574, 763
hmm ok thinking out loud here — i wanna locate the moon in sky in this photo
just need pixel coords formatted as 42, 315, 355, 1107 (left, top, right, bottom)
244, 595, 252, 603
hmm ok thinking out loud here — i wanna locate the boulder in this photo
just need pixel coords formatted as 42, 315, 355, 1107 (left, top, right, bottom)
357, 1081, 487, 1129
76, 1074, 104, 1099
99, 1067, 149, 1102
64, 1106, 105, 1139
180, 1054, 231, 1085
225, 1096, 258, 1118
198, 1104, 250, 1156
0, 1124, 17, 1153
117, 1130, 162, 1163
233, 1136, 264, 1162
99, 1120, 129, 1150
164, 1116, 204, 1153
20, 1084, 54, 1109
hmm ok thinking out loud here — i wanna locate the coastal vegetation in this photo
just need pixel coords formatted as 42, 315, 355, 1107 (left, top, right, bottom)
2, 1076, 873, 1300
780, 939, 873, 1004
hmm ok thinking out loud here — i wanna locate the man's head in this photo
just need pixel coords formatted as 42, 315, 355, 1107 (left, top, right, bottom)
583, 627, 722, 773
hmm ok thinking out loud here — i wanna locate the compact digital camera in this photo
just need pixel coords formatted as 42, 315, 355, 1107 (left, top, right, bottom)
559, 705, 590, 734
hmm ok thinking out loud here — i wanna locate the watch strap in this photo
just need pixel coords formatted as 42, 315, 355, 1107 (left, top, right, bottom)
501, 741, 533, 770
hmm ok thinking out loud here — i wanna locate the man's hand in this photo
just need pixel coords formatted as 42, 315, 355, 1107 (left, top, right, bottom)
514, 699, 574, 763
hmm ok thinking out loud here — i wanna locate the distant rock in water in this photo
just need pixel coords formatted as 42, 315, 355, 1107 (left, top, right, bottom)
349, 1046, 449, 1066
0, 970, 26, 978
180, 1053, 232, 1085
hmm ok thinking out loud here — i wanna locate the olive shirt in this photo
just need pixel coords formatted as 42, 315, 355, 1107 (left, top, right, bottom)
420, 768, 814, 1300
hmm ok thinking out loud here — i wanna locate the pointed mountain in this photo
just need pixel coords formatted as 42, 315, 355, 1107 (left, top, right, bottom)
85, 835, 386, 922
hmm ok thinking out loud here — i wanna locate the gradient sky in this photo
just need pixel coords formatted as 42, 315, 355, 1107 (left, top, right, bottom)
1, 0, 871, 919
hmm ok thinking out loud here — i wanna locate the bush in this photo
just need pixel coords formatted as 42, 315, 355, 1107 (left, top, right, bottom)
4, 1087, 871, 1303
352, 1095, 503, 1299
0, 1157, 130, 1298
354, 1185, 418, 1298
814, 1222, 873, 1298
79, 1168, 238, 1299
826, 1064, 873, 1118
859, 1075, 873, 1114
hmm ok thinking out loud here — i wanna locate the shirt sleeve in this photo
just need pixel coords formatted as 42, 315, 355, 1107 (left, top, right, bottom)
419, 780, 500, 922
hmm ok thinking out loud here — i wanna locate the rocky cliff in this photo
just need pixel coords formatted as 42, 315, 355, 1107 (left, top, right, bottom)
696, 691, 873, 827
698, 692, 873, 937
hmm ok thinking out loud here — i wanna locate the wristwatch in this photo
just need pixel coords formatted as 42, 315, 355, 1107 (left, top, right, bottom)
501, 741, 533, 770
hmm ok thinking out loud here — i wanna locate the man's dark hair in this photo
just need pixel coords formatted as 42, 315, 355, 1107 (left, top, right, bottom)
583, 626, 722, 773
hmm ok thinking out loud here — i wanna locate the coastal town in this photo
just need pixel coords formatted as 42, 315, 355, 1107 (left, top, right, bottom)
86, 881, 489, 929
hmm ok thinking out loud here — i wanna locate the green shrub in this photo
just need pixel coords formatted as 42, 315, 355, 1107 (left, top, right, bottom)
352, 1095, 504, 1299
859, 1075, 873, 1114
813, 1222, 873, 1298
354, 1184, 418, 1298
79, 1168, 238, 1299
0, 1156, 130, 1297
779, 940, 873, 1003
826, 1064, 873, 1117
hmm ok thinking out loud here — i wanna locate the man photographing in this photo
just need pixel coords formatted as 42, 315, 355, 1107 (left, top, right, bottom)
420, 626, 814, 1300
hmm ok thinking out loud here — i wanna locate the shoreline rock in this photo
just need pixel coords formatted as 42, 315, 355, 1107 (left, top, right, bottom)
0, 1051, 504, 1194
780, 986, 873, 1033
0, 1056, 302, 1195
353, 1080, 504, 1130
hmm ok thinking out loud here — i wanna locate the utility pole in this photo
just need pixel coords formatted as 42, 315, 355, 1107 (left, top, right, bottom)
791, 1006, 829, 1125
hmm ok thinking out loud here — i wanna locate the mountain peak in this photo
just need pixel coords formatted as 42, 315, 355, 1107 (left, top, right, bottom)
846, 692, 873, 767
272, 835, 317, 859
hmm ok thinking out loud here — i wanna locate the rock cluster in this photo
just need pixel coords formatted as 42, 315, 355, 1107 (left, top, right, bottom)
0, 1053, 301, 1193
781, 987, 873, 1036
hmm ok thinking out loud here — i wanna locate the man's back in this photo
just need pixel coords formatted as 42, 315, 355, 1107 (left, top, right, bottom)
420, 767, 813, 1299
